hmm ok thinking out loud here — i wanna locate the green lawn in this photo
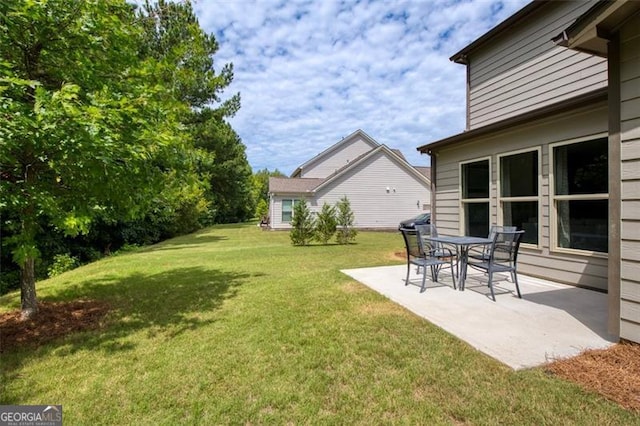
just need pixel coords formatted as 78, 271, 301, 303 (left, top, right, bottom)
1, 224, 637, 424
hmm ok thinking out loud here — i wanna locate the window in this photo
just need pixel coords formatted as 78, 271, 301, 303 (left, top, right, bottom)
282, 199, 297, 223
498, 149, 540, 245
551, 137, 608, 253
460, 158, 490, 237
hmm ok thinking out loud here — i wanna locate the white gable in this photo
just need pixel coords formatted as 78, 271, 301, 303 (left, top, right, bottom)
293, 129, 379, 178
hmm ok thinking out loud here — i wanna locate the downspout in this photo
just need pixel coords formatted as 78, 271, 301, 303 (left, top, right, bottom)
607, 33, 621, 338
429, 151, 437, 224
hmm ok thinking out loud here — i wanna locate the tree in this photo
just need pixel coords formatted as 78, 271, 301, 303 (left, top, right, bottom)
335, 197, 357, 244
290, 201, 315, 246
315, 203, 337, 244
0, 0, 187, 319
252, 168, 285, 218
137, 0, 253, 224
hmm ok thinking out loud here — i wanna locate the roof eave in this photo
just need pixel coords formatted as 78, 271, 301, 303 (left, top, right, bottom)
449, 1, 548, 64
552, 0, 640, 57
418, 88, 607, 154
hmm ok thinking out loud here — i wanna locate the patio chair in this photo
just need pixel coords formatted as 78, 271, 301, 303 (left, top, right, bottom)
468, 225, 517, 261
416, 224, 459, 275
400, 227, 456, 292
467, 230, 525, 301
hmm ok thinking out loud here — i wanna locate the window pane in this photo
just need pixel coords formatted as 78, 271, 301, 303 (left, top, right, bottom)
501, 151, 537, 197
503, 201, 538, 244
554, 138, 608, 195
462, 160, 489, 199
556, 199, 608, 252
282, 199, 293, 223
465, 202, 489, 237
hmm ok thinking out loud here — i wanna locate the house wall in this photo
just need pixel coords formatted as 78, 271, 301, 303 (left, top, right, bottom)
313, 150, 430, 228
269, 194, 312, 230
467, 0, 607, 130
299, 135, 376, 178
619, 14, 640, 341
433, 102, 609, 290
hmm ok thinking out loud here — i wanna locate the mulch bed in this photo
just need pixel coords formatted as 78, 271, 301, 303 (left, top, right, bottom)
0, 300, 110, 353
545, 341, 640, 411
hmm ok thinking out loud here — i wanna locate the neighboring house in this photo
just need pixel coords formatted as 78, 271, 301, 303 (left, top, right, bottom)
269, 129, 430, 230
417, 0, 640, 343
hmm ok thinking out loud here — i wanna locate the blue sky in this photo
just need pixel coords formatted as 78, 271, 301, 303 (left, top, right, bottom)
194, 0, 531, 175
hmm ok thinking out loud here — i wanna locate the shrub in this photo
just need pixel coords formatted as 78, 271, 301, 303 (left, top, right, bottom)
315, 202, 337, 244
335, 196, 357, 244
290, 200, 316, 246
255, 198, 269, 221
47, 254, 79, 277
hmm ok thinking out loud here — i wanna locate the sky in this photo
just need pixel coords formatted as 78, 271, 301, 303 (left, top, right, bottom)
194, 0, 531, 175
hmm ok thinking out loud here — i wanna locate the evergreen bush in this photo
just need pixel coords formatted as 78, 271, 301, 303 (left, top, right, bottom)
290, 200, 315, 246
335, 196, 357, 244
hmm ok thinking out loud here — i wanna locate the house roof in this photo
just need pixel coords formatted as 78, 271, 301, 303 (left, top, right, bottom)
270, 145, 429, 195
268, 177, 325, 194
290, 129, 379, 177
414, 166, 431, 179
314, 144, 429, 192
552, 0, 640, 57
417, 88, 607, 154
449, 0, 546, 64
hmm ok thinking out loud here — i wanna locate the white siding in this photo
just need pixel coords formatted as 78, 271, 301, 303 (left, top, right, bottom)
620, 15, 640, 342
269, 195, 311, 230
468, 1, 607, 129
314, 151, 430, 228
434, 103, 609, 290
299, 135, 376, 178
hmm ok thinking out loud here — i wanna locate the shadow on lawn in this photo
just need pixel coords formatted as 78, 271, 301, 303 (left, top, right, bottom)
1, 266, 260, 392
59, 266, 257, 349
141, 234, 229, 252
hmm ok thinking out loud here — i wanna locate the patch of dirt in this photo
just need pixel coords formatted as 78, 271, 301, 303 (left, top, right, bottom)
0, 300, 110, 353
545, 341, 640, 411
387, 251, 406, 261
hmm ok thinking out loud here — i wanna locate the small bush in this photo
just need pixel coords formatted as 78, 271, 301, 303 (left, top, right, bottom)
315, 202, 337, 244
47, 253, 79, 277
335, 196, 357, 244
290, 200, 315, 246
255, 198, 269, 220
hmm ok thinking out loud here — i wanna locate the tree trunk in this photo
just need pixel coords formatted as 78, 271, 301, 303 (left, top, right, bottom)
20, 256, 38, 320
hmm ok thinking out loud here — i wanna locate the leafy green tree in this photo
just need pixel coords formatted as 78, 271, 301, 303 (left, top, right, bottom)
255, 199, 269, 222
290, 201, 315, 246
252, 168, 285, 203
315, 203, 337, 244
0, 0, 187, 318
192, 117, 254, 224
335, 197, 358, 244
137, 0, 252, 224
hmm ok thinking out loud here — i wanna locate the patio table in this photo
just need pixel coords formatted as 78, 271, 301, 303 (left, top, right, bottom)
423, 235, 492, 290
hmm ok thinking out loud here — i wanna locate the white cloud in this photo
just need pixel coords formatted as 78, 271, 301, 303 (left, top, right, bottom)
195, 0, 530, 174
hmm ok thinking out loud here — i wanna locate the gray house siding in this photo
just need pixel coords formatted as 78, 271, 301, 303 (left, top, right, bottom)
269, 194, 312, 230
314, 151, 429, 228
468, 0, 607, 129
619, 14, 640, 342
433, 102, 609, 290
298, 135, 375, 178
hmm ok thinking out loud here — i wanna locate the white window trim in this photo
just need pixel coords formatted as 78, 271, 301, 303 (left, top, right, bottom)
549, 133, 608, 258
281, 198, 298, 224
496, 147, 542, 249
459, 156, 492, 236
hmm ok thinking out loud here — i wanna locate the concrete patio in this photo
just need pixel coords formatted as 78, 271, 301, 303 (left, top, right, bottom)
341, 265, 617, 370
